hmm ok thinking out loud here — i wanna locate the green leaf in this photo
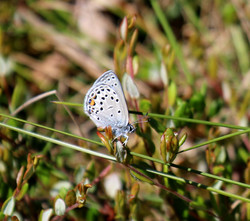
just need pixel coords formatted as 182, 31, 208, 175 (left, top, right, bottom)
139, 99, 152, 113
222, 3, 237, 24
65, 190, 76, 207
0, 213, 4, 220
148, 118, 165, 133
86, 207, 99, 221
208, 99, 223, 117
189, 92, 206, 113
230, 26, 250, 74
16, 183, 29, 201
238, 147, 249, 163
130, 162, 155, 184
216, 146, 226, 164
38, 208, 53, 221
1, 196, 15, 216
10, 78, 27, 112
50, 181, 72, 198
168, 81, 177, 107
174, 100, 192, 127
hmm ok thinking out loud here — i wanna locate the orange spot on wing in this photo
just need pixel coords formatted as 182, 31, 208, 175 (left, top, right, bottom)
89, 99, 95, 106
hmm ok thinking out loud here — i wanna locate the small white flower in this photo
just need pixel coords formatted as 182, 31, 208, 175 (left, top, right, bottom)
0, 55, 13, 76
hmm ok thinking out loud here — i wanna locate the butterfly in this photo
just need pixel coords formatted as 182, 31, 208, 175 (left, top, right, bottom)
84, 70, 135, 144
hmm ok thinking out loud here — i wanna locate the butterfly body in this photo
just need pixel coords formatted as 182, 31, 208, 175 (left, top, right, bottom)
84, 70, 134, 144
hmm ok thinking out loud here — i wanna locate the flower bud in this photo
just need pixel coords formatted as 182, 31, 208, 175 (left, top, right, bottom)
114, 141, 132, 164
160, 128, 186, 163
75, 182, 92, 207
129, 182, 140, 203
120, 17, 128, 41
97, 126, 114, 155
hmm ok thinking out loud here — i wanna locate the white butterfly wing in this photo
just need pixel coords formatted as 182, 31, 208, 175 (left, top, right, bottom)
84, 71, 129, 129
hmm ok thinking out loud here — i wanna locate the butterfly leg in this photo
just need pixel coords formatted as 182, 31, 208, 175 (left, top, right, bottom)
122, 135, 129, 146
112, 135, 128, 146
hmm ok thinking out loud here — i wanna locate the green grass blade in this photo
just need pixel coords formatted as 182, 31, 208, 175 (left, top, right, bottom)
0, 122, 115, 161
179, 128, 250, 153
146, 169, 250, 203
150, 0, 193, 84
130, 111, 249, 130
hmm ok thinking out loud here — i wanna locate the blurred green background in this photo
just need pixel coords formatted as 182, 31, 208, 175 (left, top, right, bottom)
0, 0, 249, 220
